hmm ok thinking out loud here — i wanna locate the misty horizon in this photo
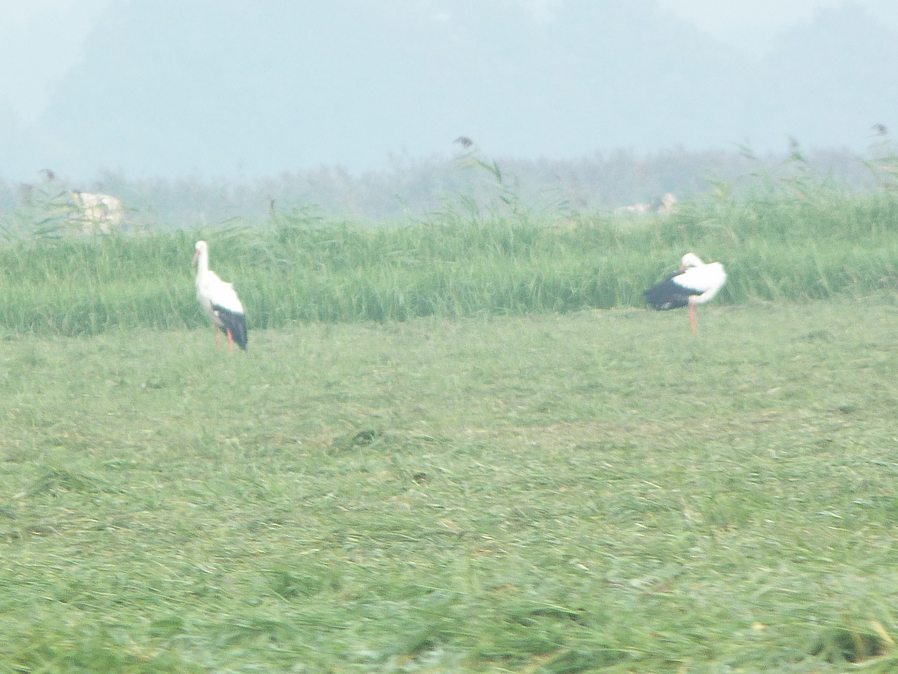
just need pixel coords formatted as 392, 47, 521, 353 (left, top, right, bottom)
0, 1, 896, 182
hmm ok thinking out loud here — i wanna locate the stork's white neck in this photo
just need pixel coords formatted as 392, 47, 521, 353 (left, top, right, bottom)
195, 245, 210, 276
681, 252, 704, 269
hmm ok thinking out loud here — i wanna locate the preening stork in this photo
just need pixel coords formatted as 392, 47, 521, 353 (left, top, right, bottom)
644, 253, 726, 335
192, 240, 248, 351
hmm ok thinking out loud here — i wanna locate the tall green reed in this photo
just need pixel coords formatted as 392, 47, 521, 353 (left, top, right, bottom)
0, 162, 896, 336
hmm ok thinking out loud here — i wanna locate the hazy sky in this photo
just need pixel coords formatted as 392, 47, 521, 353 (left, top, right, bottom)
0, 0, 885, 125
660, 0, 898, 51
661, 0, 856, 42
0, 0, 895, 179
0, 0, 110, 121
0, 0, 880, 124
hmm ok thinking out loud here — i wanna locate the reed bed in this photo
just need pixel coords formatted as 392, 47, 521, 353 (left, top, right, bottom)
0, 185, 896, 336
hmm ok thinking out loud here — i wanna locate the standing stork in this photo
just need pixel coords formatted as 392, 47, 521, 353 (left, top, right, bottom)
644, 253, 726, 335
192, 240, 248, 351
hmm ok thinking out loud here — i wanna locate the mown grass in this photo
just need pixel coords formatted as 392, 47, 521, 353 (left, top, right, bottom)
2, 297, 898, 672
0, 185, 897, 335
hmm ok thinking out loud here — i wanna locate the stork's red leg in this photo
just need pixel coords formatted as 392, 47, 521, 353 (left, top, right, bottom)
226, 329, 234, 352
689, 304, 697, 336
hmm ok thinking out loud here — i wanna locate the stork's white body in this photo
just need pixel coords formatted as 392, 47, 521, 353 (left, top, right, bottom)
644, 253, 726, 334
193, 240, 248, 350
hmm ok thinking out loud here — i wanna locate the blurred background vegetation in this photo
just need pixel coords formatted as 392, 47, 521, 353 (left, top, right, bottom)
0, 135, 896, 336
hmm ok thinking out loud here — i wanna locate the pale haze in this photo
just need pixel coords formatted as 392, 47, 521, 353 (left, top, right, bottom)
0, 0, 895, 180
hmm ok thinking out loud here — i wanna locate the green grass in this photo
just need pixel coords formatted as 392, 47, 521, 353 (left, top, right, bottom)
2, 181, 898, 671
3, 297, 898, 672
0, 187, 897, 335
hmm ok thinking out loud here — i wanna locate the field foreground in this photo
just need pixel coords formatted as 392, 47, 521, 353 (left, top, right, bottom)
2, 298, 898, 672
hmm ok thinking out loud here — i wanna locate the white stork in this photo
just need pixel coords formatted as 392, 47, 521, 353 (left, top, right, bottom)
644, 252, 727, 335
192, 240, 248, 351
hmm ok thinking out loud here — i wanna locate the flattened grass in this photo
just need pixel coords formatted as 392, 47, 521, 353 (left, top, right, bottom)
2, 298, 898, 671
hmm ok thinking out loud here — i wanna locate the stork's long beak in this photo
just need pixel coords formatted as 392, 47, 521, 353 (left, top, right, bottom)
192, 250, 199, 266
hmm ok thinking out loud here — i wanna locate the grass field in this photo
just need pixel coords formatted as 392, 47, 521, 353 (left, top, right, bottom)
3, 294, 898, 672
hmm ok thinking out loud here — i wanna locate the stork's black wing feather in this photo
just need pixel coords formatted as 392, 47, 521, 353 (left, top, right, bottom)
212, 304, 248, 350
644, 273, 700, 311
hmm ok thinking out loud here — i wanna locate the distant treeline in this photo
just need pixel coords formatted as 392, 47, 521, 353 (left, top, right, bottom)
0, 140, 894, 232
